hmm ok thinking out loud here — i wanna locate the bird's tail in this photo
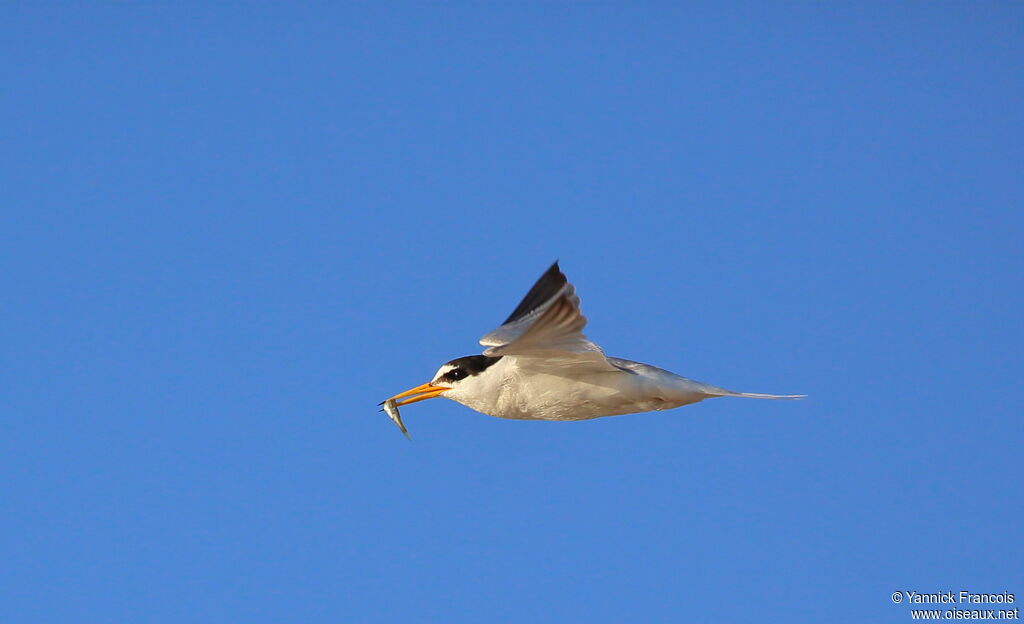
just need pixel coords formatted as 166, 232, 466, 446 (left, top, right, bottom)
725, 391, 805, 399
703, 387, 806, 400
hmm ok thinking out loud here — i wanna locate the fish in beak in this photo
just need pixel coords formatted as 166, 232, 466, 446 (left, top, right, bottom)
378, 382, 449, 438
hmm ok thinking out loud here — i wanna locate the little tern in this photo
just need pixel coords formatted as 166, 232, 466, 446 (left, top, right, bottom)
381, 262, 803, 433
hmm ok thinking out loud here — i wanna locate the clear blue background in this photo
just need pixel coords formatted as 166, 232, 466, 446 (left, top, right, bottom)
3, 4, 1021, 622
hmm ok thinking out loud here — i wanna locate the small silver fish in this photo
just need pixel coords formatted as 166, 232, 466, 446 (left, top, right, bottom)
381, 398, 411, 439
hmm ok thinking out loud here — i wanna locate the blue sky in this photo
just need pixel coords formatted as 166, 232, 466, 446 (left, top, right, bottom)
2, 3, 1021, 622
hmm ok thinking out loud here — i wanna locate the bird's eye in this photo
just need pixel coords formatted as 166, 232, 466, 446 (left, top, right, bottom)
447, 368, 467, 381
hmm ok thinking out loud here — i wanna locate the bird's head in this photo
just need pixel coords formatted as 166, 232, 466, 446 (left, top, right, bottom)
383, 355, 504, 408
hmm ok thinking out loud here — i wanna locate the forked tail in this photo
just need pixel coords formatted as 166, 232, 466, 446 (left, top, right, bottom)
726, 391, 805, 399
704, 387, 806, 400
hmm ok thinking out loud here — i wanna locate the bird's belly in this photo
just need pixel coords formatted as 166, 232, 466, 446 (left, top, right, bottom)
490, 374, 706, 421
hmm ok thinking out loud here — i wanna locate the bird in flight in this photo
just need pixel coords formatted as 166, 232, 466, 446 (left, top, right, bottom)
381, 262, 803, 435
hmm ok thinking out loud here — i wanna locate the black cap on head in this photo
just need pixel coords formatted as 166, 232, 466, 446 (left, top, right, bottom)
438, 355, 503, 383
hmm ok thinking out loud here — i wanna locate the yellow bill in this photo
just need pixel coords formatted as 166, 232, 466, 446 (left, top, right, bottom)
378, 382, 449, 438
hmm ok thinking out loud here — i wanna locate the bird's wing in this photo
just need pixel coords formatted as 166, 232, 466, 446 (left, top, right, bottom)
478, 262, 621, 373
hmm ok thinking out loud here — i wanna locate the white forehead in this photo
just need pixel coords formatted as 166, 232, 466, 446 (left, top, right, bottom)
433, 363, 457, 380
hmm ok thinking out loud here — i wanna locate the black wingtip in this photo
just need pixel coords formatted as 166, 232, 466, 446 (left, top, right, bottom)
502, 261, 568, 325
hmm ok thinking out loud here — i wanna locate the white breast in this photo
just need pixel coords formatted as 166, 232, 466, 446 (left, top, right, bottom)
443, 356, 714, 421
